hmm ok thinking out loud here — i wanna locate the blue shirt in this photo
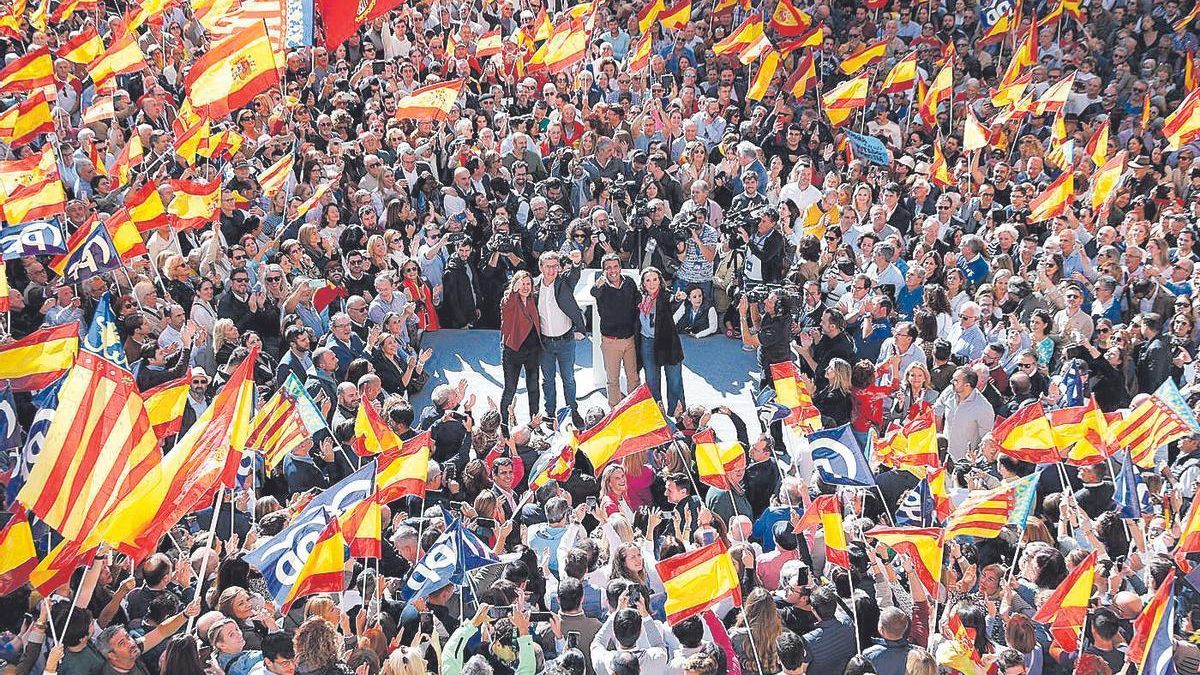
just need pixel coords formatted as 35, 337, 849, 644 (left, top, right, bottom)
958, 254, 990, 287
896, 285, 924, 320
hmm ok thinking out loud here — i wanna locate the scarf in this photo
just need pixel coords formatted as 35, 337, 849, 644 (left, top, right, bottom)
638, 289, 658, 317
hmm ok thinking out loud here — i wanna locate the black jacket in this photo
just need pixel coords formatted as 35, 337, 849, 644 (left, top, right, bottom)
441, 256, 482, 328
1134, 333, 1173, 394
590, 276, 640, 338
746, 229, 786, 283
534, 265, 587, 335
636, 291, 684, 367
216, 290, 278, 336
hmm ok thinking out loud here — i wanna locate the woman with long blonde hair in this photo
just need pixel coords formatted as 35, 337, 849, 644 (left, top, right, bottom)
730, 588, 783, 675
498, 270, 541, 425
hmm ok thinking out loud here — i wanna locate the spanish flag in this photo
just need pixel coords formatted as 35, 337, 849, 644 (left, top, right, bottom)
1085, 119, 1109, 167
174, 118, 210, 166
1027, 169, 1074, 222
29, 538, 95, 596
783, 51, 816, 99
878, 407, 940, 470
1177, 2, 1200, 33
1051, 398, 1118, 465
1188, 51, 1198, 92
1127, 569, 1176, 671
123, 0, 168, 33
1031, 551, 1096, 652
920, 59, 954, 127
103, 209, 148, 260
377, 431, 431, 502
0, 323, 78, 391
246, 389, 308, 471
1033, 73, 1075, 115
393, 79, 464, 123
655, 539, 742, 624
475, 29, 503, 58
281, 513, 348, 611
839, 39, 888, 75
1011, 20, 1038, 72
929, 134, 954, 187
142, 373, 192, 439
879, 52, 918, 94
339, 492, 382, 558
259, 153, 294, 197
167, 177, 221, 232
637, 0, 664, 34
866, 526, 943, 597
577, 384, 673, 470
796, 494, 849, 567
693, 428, 746, 490
629, 32, 652, 73
353, 401, 399, 457
963, 107, 990, 152
979, 11, 1012, 45
1091, 150, 1125, 211
993, 402, 1059, 464
110, 131, 144, 188
0, 49, 54, 95
82, 94, 114, 126
0, 261, 8, 313
295, 181, 333, 218
991, 71, 1032, 109
0, 91, 52, 148
713, 14, 764, 59
4, 177, 65, 226
0, 145, 55, 196
88, 348, 257, 559
127, 180, 169, 233
89, 29, 148, 88
0, 510, 36, 595
17, 351, 159, 542
770, 0, 811, 36
712, 0, 751, 13
822, 72, 869, 109
545, 25, 591, 74
185, 21, 280, 118
50, 0, 99, 22
746, 49, 780, 101
769, 361, 820, 430
780, 23, 824, 54
945, 481, 1015, 540
58, 26, 105, 65
660, 0, 691, 29
1164, 87, 1200, 150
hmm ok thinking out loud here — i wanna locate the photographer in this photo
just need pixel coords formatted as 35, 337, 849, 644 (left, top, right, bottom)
741, 206, 786, 285
741, 288, 796, 387
673, 202, 720, 302
480, 218, 529, 328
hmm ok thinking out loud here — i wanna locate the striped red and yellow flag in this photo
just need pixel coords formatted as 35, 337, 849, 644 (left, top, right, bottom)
1027, 169, 1074, 222
185, 21, 280, 117
1033, 73, 1075, 116
167, 177, 221, 231
1091, 150, 1125, 211
929, 134, 953, 187
796, 494, 849, 567
780, 23, 824, 54
0, 49, 54, 94
142, 373, 191, 439
655, 539, 742, 624
693, 428, 746, 490
29, 538, 95, 596
110, 131, 144, 188
822, 72, 869, 110
259, 153, 294, 197
1115, 385, 1197, 469
712, 14, 764, 59
339, 492, 382, 559
878, 407, 940, 470
545, 21, 591, 74
1177, 2, 1200, 32
476, 29, 504, 58
1165, 87, 1200, 150
866, 526, 943, 597
393, 79, 464, 123
103, 209, 148, 261
50, 0, 99, 22
769, 360, 821, 431
963, 107, 991, 152
1085, 119, 1109, 167
0, 323, 78, 391
0, 90, 52, 148
16, 351, 159, 542
993, 401, 1059, 464
577, 384, 673, 470
945, 481, 1016, 539
629, 32, 652, 73
637, 0, 664, 33
127, 180, 169, 233
281, 514, 347, 611
352, 400, 399, 457
295, 181, 333, 218
0, 510, 37, 595
208, 0, 286, 59
783, 51, 816, 99
1031, 551, 1096, 652
746, 49, 780, 101
377, 431, 431, 502
1050, 397, 1118, 465
920, 58, 954, 127
4, 177, 65, 226
57, 26, 105, 65
660, 0, 691, 29
839, 39, 888, 75
247, 389, 308, 471
89, 29, 148, 88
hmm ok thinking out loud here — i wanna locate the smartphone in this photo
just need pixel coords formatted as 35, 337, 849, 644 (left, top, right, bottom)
372, 60, 385, 75
530, 612, 554, 622
661, 74, 675, 90
567, 631, 580, 650
198, 645, 214, 662
660, 512, 674, 522
488, 605, 513, 619
586, 496, 597, 509
419, 611, 434, 634
476, 517, 496, 528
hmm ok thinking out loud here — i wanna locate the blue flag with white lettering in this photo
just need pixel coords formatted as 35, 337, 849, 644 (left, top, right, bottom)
809, 424, 875, 486
244, 506, 335, 608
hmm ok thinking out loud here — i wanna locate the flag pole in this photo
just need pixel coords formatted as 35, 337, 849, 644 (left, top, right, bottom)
188, 484, 226, 634
671, 438, 703, 496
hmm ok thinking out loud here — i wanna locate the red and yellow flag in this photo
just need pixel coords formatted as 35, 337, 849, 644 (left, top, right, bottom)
780, 23, 824, 54
185, 21, 280, 117
0, 510, 36, 595
839, 39, 888, 75
962, 106, 991, 152
822, 72, 869, 110
783, 51, 817, 99
920, 59, 954, 127
0, 49, 54, 95
352, 401, 400, 457
259, 154, 294, 197
0, 323, 78, 391
796, 494, 849, 567
929, 135, 954, 187
29, 539, 95, 596
1177, 3, 1200, 33
4, 177, 65, 226
993, 402, 1059, 464
1032, 73, 1075, 116
57, 26, 105, 65
393, 79, 464, 123
1050, 398, 1118, 465
110, 131, 144, 188
655, 539, 742, 624
51, 0, 100, 22
142, 373, 192, 439
877, 407, 940, 470
0, 91, 52, 148
867, 526, 943, 597
693, 428, 746, 490
770, 0, 811, 36
713, 14, 764, 59
629, 32, 652, 73
1085, 119, 1109, 166
127, 180, 169, 234
879, 52, 918, 94
281, 514, 348, 611
1164, 87, 1200, 149
90, 29, 148, 88
747, 49, 780, 101
376, 431, 431, 502
17, 351, 159, 542
1091, 150, 1126, 211
167, 177, 221, 231
246, 389, 308, 471
660, 0, 691, 29
339, 492, 382, 559
637, 0, 665, 33
476, 29, 503, 58
945, 481, 1016, 540
991, 71, 1032, 109
544, 21, 591, 74
577, 385, 673, 470
1031, 551, 1096, 653
1027, 169, 1074, 222
102, 210, 148, 261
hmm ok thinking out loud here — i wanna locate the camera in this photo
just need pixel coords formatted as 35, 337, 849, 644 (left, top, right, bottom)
488, 232, 522, 254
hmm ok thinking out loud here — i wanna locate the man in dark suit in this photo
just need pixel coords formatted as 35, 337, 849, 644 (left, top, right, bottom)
440, 238, 482, 329
534, 250, 587, 417
1134, 312, 1173, 394
882, 182, 914, 236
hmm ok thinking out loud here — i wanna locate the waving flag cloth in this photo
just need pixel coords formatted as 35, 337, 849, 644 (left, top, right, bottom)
339, 492, 382, 559
879, 52, 918, 94
894, 480, 934, 526
29, 538, 95, 596
1050, 397, 1118, 465
0, 49, 54, 94
0, 510, 36, 594
795, 494, 849, 567
770, 0, 810, 35
769, 361, 822, 431
17, 352, 159, 542
142, 375, 191, 439
530, 408, 578, 489
693, 428, 746, 490
244, 505, 341, 608
576, 384, 672, 470
48, 215, 122, 283
0, 219, 66, 259
83, 291, 128, 368
301, 464, 376, 520
808, 423, 874, 486
317, 0, 403, 48
866, 527, 943, 597
945, 480, 1017, 540
280, 513, 347, 611
993, 402, 1061, 464
246, 389, 308, 471
5, 376, 61, 505
1032, 551, 1097, 652
655, 539, 742, 624
0, 323, 78, 391
376, 432, 431, 502
0, 385, 17, 452
392, 79, 465, 123
1114, 451, 1145, 519
87, 348, 257, 559
839, 40, 888, 74
1127, 569, 1177, 675
352, 401, 399, 457
403, 517, 500, 601
1114, 378, 1200, 468
0, 91, 52, 147
185, 21, 281, 118
876, 407, 940, 470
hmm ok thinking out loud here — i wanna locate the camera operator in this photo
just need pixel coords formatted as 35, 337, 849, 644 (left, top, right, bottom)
674, 203, 720, 302
480, 218, 528, 327
740, 288, 796, 387
740, 206, 786, 284
729, 170, 769, 214
680, 180, 724, 231
586, 208, 619, 269
528, 199, 567, 259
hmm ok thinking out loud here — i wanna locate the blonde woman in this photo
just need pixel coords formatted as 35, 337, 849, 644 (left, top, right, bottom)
381, 646, 427, 675
678, 140, 716, 194
888, 361, 937, 425
211, 318, 238, 368
293, 617, 345, 674
730, 588, 783, 675
598, 463, 634, 520
813, 357, 853, 427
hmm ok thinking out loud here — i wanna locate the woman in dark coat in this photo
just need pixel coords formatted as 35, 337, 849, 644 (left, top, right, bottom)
636, 267, 686, 415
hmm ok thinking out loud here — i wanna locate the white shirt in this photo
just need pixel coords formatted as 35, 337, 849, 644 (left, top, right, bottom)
778, 182, 822, 213
538, 280, 573, 337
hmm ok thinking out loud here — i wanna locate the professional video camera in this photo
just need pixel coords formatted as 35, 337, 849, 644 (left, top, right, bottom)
487, 231, 524, 254
743, 282, 802, 317
669, 204, 707, 243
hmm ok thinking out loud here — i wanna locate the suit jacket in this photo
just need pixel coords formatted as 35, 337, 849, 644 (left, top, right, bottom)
1135, 333, 1173, 394
534, 265, 587, 335
441, 257, 482, 328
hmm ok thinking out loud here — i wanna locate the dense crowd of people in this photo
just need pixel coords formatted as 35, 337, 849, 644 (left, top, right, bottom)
8, 0, 1200, 673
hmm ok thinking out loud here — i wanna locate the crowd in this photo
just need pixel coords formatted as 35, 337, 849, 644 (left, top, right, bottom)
8, 0, 1200, 672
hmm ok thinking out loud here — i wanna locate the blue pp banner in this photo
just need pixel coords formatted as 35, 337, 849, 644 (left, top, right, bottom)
846, 131, 892, 166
